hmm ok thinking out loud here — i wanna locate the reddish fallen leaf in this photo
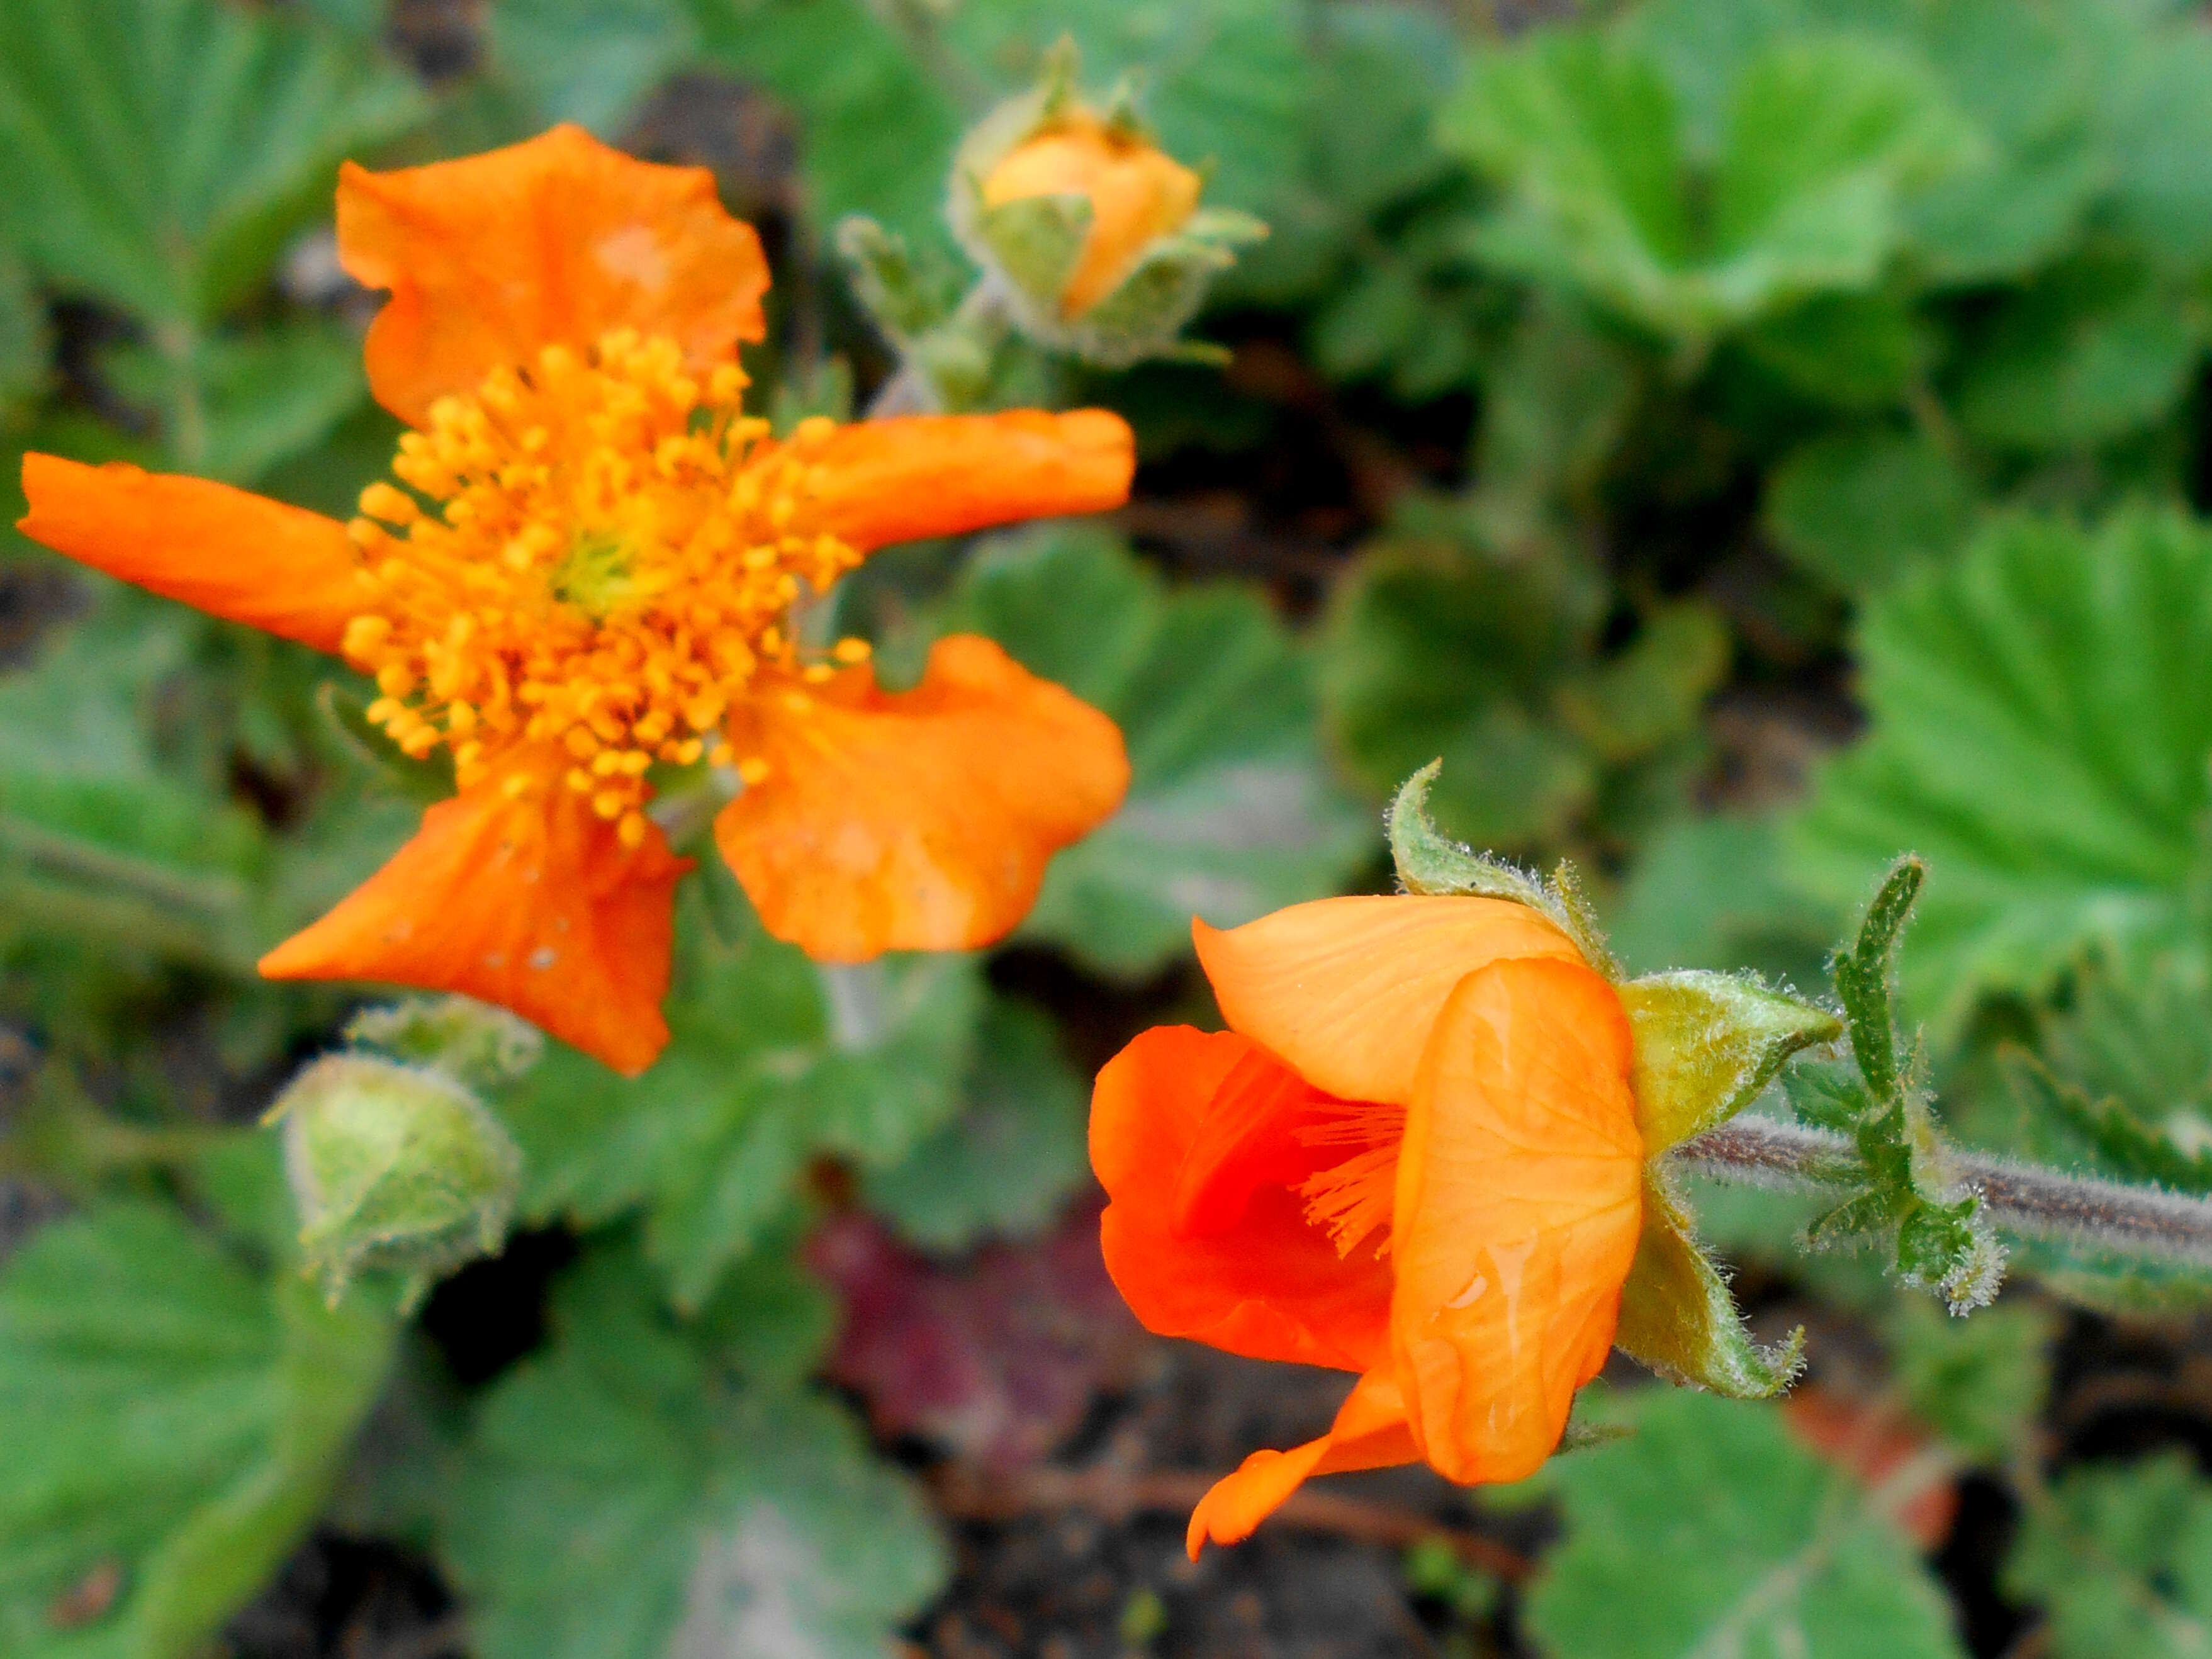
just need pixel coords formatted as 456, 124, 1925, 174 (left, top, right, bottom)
1782, 1386, 1960, 1550
808, 1195, 1147, 1472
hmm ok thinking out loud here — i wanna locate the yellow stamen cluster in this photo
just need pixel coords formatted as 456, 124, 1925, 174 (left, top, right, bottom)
342, 330, 869, 849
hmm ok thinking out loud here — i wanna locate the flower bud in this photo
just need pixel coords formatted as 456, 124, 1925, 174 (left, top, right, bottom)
950, 54, 1266, 366
271, 1054, 522, 1305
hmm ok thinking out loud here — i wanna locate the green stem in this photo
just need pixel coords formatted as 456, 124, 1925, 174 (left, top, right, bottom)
1674, 1116, 2212, 1272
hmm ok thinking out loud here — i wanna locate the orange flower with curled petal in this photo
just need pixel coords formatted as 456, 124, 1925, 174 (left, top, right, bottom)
1090, 894, 1646, 1555
18, 126, 1134, 1077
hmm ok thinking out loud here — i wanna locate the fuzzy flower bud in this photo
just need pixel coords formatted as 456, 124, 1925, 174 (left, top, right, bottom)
271, 1054, 522, 1305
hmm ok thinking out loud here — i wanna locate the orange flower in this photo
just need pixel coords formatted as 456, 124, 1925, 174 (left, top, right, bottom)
19, 126, 1134, 1076
1091, 894, 1645, 1555
979, 113, 1202, 317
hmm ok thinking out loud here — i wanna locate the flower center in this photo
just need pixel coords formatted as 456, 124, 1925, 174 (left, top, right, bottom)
340, 329, 867, 848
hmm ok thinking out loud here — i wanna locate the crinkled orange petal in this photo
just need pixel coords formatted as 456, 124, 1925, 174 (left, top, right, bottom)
776, 410, 1133, 555
1185, 1366, 1421, 1558
259, 753, 689, 1075
1092, 1026, 1393, 1373
1193, 896, 1586, 1108
337, 124, 770, 426
1389, 957, 1644, 1485
715, 634, 1128, 962
18, 454, 364, 652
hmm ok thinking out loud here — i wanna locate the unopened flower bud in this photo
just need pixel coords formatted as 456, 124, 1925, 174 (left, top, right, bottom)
345, 994, 544, 1089
271, 1054, 522, 1305
949, 52, 1266, 366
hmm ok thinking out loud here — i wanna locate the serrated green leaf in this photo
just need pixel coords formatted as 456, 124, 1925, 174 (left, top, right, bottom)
1765, 427, 1977, 594
502, 905, 982, 1308
2007, 1048, 2212, 1197
0, 0, 424, 327
0, 248, 49, 408
1955, 252, 2199, 453
1883, 1293, 2054, 1466
442, 1243, 945, 1659
0, 1201, 397, 1659
1793, 511, 2212, 1037
1444, 26, 1973, 340
2102, 27, 2212, 269
103, 319, 368, 485
1527, 1388, 1967, 1659
940, 526, 1369, 977
1740, 290, 1930, 409
865, 998, 1089, 1251
1610, 810, 1844, 990
2004, 1454, 2212, 1659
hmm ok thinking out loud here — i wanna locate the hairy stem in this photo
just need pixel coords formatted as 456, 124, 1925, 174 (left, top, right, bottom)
1674, 1115, 2212, 1271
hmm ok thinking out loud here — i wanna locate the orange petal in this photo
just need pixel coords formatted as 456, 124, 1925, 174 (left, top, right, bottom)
1186, 1366, 1421, 1558
715, 635, 1128, 961
777, 410, 1133, 555
18, 454, 364, 652
1092, 1026, 1392, 1373
259, 755, 688, 1075
337, 125, 770, 426
1193, 896, 1586, 1107
981, 117, 1203, 317
1388, 957, 1644, 1485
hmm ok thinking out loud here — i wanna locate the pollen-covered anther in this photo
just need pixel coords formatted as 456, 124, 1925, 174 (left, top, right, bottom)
335, 328, 862, 819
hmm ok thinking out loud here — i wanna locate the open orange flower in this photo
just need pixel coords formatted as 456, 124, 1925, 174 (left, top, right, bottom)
1091, 894, 1646, 1555
18, 126, 1134, 1076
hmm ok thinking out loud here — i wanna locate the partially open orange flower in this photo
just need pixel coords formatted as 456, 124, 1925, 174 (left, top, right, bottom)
19, 126, 1134, 1076
1091, 894, 1646, 1555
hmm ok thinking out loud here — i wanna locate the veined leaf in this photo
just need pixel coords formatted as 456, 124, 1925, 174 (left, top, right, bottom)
941, 527, 1371, 977
2004, 1454, 2212, 1659
488, 0, 700, 134
0, 1200, 397, 1659
1527, 1388, 1967, 1659
1793, 511, 2212, 1037
1764, 426, 1978, 594
0, 0, 424, 327
442, 1244, 945, 1659
500, 900, 982, 1308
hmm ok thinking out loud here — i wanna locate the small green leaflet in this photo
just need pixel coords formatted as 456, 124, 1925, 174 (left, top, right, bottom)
942, 526, 1371, 977
0, 1200, 397, 1659
500, 897, 982, 1308
2004, 1454, 2212, 1659
1792, 511, 2212, 1038
1763, 427, 1977, 595
1526, 1390, 1967, 1659
0, 0, 424, 329
441, 1246, 944, 1659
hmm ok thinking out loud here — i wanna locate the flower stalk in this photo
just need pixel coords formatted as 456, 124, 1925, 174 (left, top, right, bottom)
1673, 1114, 2212, 1273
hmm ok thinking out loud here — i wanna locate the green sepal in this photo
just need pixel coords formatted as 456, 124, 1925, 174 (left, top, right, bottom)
974, 191, 1091, 306
834, 215, 955, 344
345, 994, 545, 1091
1614, 1172, 1805, 1398
1621, 971, 1841, 1151
1386, 761, 1619, 974
268, 1053, 522, 1307
1064, 210, 1267, 368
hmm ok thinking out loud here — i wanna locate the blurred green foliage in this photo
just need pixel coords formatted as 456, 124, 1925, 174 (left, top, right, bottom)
9, 0, 2212, 1653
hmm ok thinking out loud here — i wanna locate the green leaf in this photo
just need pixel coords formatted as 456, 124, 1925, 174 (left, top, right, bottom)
1610, 810, 1843, 990
941, 526, 1370, 977
2004, 1454, 2212, 1659
1740, 290, 1931, 410
0, 0, 424, 327
1955, 252, 2199, 453
0, 247, 49, 408
1882, 1293, 2055, 1466
865, 998, 1089, 1251
2007, 1049, 2212, 1198
0, 1201, 397, 1659
1527, 1388, 1967, 1659
102, 319, 368, 485
1444, 26, 1973, 340
488, 0, 697, 133
442, 1244, 945, 1659
502, 905, 982, 1308
1792, 511, 2212, 1037
2103, 28, 2212, 269
1765, 427, 1977, 595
